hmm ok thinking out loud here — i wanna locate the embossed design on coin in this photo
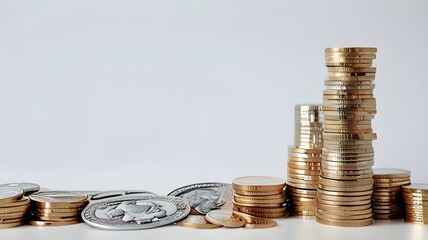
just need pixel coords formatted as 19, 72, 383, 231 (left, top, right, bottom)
167, 183, 232, 214
81, 195, 190, 230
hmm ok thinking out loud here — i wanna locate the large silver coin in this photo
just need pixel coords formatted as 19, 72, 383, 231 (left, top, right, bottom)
0, 182, 40, 195
167, 183, 233, 215
81, 195, 190, 230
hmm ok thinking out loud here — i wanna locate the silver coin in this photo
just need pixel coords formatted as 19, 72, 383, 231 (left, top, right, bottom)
90, 190, 157, 201
81, 195, 190, 230
0, 186, 23, 200
167, 182, 233, 214
0, 182, 40, 195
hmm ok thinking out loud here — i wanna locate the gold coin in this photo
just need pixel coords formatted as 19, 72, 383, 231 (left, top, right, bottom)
0, 221, 23, 228
374, 181, 411, 188
232, 199, 283, 208
319, 184, 373, 192
316, 210, 373, 220
287, 171, 319, 178
325, 57, 374, 63
317, 193, 371, 202
373, 168, 411, 179
326, 76, 375, 81
234, 196, 285, 205
0, 197, 30, 208
205, 210, 245, 228
232, 209, 288, 219
35, 207, 84, 213
324, 114, 374, 121
176, 215, 222, 229
28, 219, 81, 226
233, 176, 286, 192
325, 53, 376, 59
325, 63, 373, 68
317, 197, 372, 206
0, 211, 26, 219
29, 191, 88, 209
325, 80, 374, 87
317, 189, 373, 197
233, 189, 284, 196
0, 187, 24, 204
31, 211, 80, 219
323, 132, 377, 141
325, 85, 375, 91
316, 206, 372, 216
327, 67, 376, 73
0, 205, 30, 214
325, 47, 377, 53
288, 146, 322, 154
232, 211, 277, 228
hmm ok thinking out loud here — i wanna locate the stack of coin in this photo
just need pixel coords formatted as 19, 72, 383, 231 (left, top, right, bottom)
372, 168, 411, 219
0, 187, 30, 228
232, 176, 288, 218
402, 184, 428, 224
287, 104, 323, 216
316, 47, 377, 227
29, 191, 88, 226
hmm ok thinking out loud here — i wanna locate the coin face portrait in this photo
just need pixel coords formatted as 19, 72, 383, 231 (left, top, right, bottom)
180, 189, 225, 214
94, 200, 177, 224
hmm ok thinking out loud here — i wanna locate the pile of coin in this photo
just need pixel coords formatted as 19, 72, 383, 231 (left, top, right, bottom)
372, 168, 411, 219
316, 47, 377, 227
0, 187, 31, 228
287, 105, 323, 216
402, 184, 428, 224
28, 191, 89, 226
232, 176, 288, 219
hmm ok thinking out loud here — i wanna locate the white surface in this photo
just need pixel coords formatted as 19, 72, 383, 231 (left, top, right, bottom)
0, 218, 427, 240
1, 0, 428, 238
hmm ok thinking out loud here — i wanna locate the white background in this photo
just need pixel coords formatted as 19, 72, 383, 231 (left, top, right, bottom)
1, 0, 428, 205
1, 0, 428, 239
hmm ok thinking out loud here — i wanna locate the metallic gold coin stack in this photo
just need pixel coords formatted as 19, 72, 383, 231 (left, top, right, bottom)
402, 184, 428, 224
316, 47, 377, 227
232, 176, 288, 218
372, 168, 411, 219
287, 105, 323, 216
0, 187, 30, 228
28, 191, 89, 226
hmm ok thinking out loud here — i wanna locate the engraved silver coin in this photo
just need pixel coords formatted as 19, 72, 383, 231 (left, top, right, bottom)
0, 182, 40, 195
167, 182, 233, 214
81, 195, 190, 230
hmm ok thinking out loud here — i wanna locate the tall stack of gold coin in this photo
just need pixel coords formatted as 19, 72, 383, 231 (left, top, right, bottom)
287, 105, 323, 216
402, 184, 428, 224
316, 47, 377, 227
28, 191, 88, 226
232, 176, 288, 218
372, 168, 411, 219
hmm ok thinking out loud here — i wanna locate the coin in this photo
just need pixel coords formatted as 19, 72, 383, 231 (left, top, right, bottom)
167, 182, 232, 215
205, 210, 245, 228
28, 219, 81, 226
232, 211, 277, 228
325, 47, 377, 53
0, 183, 40, 195
175, 215, 222, 229
29, 191, 88, 208
0, 187, 24, 204
90, 190, 157, 201
0, 221, 23, 228
81, 195, 191, 230
233, 176, 286, 192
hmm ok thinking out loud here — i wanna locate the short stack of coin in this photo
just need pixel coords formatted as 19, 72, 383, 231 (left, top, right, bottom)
28, 191, 88, 226
232, 176, 288, 218
316, 47, 377, 227
287, 105, 323, 216
402, 184, 428, 224
0, 187, 31, 228
372, 168, 411, 219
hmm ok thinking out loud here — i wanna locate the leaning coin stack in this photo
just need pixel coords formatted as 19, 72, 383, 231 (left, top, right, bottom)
287, 105, 323, 216
232, 176, 288, 218
0, 187, 31, 228
402, 184, 428, 224
372, 168, 411, 219
316, 47, 377, 227
28, 191, 89, 226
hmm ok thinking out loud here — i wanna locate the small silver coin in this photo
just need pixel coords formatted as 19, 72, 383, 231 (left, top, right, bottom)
81, 195, 190, 230
0, 182, 40, 195
167, 182, 233, 214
